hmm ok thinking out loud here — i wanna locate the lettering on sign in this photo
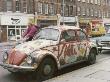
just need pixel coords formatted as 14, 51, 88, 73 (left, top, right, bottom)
11, 18, 20, 24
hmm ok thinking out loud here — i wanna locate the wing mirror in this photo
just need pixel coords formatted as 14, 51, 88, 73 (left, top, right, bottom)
60, 39, 65, 43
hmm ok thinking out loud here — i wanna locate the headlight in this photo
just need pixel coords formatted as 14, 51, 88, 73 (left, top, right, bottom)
3, 52, 8, 60
96, 40, 101, 46
26, 56, 33, 64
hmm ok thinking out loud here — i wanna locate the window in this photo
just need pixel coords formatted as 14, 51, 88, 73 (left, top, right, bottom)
87, 0, 90, 3
82, 7, 86, 16
87, 8, 90, 16
65, 5, 69, 16
22, 0, 27, 13
77, 6, 81, 15
44, 4, 48, 14
95, 0, 98, 4
108, 1, 110, 6
42, 3, 48, 14
61, 30, 76, 42
35, 28, 60, 41
7, 0, 12, 11
49, 4, 55, 15
91, 8, 94, 16
98, 0, 101, 5
90, 0, 94, 4
37, 2, 43, 14
98, 10, 101, 17
82, 0, 86, 2
50, 0, 55, 3
107, 11, 109, 18
16, 0, 20, 12
94, 10, 98, 17
70, 6, 73, 16
78, 30, 87, 40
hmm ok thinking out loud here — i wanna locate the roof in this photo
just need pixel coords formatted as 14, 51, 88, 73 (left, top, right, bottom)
46, 25, 80, 31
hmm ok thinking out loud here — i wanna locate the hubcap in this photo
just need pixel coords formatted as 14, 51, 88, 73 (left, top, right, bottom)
43, 65, 52, 75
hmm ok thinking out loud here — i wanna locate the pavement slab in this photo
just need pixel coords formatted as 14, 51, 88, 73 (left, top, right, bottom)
44, 57, 110, 82
86, 70, 110, 81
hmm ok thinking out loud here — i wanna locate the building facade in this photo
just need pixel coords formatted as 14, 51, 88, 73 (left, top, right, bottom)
0, 0, 110, 41
0, 0, 110, 19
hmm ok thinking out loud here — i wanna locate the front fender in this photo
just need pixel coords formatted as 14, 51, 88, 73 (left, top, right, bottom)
35, 50, 60, 69
89, 42, 98, 55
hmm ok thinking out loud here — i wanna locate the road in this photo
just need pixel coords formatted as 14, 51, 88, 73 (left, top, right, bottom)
0, 50, 110, 82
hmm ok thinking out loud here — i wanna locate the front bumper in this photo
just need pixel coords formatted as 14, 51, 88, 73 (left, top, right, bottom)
0, 62, 36, 72
98, 46, 110, 50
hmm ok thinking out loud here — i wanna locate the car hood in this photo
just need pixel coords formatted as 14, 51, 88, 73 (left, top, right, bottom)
15, 39, 57, 54
97, 36, 110, 41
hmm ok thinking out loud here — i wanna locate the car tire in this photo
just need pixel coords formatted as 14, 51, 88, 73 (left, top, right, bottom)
87, 49, 96, 65
36, 57, 57, 81
98, 49, 102, 53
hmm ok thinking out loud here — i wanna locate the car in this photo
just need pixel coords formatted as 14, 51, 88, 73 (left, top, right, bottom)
95, 33, 110, 52
0, 25, 98, 81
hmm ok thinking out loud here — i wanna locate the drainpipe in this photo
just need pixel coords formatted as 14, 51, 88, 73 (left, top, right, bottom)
0, 27, 1, 42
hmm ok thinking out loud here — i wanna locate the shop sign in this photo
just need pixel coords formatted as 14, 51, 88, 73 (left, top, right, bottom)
103, 18, 110, 24
79, 18, 91, 23
1, 15, 28, 25
37, 15, 57, 20
60, 17, 76, 22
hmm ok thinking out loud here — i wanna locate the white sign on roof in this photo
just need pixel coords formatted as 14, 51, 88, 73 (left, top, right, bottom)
60, 17, 76, 22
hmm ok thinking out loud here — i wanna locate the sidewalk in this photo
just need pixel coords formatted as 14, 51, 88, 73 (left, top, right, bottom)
45, 57, 110, 82
0, 41, 15, 52
0, 42, 15, 62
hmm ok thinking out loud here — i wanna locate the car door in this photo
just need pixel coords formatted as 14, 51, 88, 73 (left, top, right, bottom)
58, 30, 80, 65
76, 30, 88, 60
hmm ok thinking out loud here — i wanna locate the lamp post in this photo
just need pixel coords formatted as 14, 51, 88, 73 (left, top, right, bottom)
32, 0, 36, 24
62, 0, 65, 25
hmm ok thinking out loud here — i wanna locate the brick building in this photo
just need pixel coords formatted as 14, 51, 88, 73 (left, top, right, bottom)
0, 0, 110, 41
0, 0, 110, 19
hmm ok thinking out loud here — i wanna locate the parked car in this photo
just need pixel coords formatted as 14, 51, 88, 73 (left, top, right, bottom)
95, 33, 110, 52
0, 25, 98, 81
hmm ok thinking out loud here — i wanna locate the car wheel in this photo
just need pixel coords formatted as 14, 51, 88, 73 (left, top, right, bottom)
87, 49, 96, 65
98, 49, 102, 53
36, 57, 57, 81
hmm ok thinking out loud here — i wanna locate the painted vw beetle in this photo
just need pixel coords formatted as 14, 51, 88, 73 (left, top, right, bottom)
0, 25, 98, 80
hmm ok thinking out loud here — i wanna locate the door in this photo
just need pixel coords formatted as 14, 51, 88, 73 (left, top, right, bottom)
16, 28, 21, 40
58, 30, 79, 65
76, 30, 88, 59
16, 26, 26, 41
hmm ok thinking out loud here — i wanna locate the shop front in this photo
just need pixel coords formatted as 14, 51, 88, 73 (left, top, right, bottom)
0, 14, 30, 42
90, 19, 106, 36
79, 18, 91, 35
36, 15, 58, 28
58, 16, 77, 26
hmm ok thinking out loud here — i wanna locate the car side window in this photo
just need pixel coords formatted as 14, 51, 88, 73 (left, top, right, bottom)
61, 30, 76, 42
78, 30, 87, 41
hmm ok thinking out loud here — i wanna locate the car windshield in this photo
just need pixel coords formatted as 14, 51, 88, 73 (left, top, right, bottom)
34, 28, 60, 41
105, 33, 110, 36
